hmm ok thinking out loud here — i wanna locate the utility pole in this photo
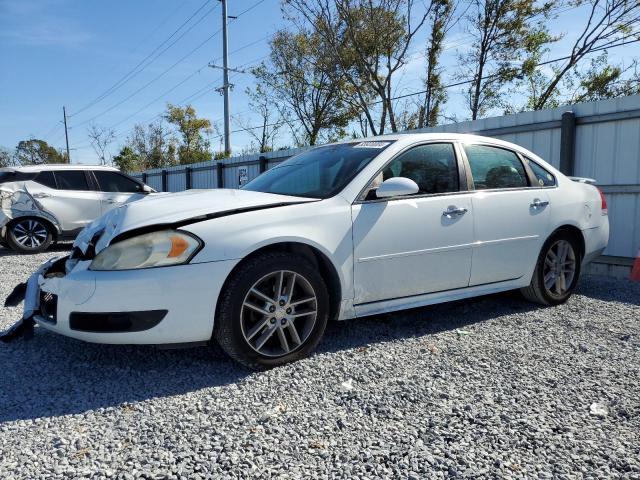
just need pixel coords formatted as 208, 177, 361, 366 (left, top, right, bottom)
63, 106, 71, 162
221, 0, 231, 156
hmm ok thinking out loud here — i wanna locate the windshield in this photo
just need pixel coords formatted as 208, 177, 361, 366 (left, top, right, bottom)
242, 141, 394, 199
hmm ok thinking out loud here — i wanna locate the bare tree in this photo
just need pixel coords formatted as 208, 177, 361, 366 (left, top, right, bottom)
87, 124, 116, 165
236, 85, 283, 152
532, 0, 640, 110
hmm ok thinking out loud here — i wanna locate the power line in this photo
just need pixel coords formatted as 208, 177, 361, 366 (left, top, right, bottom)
69, 0, 215, 118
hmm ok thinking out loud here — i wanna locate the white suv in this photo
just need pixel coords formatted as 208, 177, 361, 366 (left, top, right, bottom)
0, 165, 153, 253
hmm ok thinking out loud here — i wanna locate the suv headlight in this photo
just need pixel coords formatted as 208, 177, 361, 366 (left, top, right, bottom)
90, 230, 202, 271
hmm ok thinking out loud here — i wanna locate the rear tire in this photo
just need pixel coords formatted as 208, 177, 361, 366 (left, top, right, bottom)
6, 218, 53, 254
214, 251, 329, 370
521, 231, 581, 305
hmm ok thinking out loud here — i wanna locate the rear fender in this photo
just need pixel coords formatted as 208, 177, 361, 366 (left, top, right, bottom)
0, 186, 61, 235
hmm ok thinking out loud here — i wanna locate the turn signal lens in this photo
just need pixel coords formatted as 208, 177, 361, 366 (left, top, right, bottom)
90, 230, 201, 271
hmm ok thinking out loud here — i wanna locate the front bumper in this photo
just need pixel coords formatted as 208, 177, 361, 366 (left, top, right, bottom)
12, 256, 238, 345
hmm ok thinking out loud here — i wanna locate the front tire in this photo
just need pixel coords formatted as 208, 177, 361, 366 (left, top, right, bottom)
6, 218, 53, 254
521, 231, 581, 305
214, 251, 329, 370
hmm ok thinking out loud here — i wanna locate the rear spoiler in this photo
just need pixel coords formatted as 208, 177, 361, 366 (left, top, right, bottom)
567, 176, 597, 185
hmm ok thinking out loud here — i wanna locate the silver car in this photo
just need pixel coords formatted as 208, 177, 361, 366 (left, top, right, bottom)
0, 165, 153, 253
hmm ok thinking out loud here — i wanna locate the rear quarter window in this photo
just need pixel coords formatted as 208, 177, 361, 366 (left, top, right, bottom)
526, 158, 556, 187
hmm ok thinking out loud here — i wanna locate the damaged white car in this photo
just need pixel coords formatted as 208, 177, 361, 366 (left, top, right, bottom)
2, 134, 609, 369
0, 165, 153, 253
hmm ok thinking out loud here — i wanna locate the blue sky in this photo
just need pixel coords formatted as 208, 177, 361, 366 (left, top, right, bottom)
0, 0, 637, 164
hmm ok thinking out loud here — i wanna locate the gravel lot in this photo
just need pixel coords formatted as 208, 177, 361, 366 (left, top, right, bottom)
0, 245, 639, 479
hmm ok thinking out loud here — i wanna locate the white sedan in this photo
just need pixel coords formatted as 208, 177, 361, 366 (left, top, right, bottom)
3, 134, 609, 369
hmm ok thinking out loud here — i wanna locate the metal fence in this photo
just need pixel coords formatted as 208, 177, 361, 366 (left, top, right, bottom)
132, 95, 640, 267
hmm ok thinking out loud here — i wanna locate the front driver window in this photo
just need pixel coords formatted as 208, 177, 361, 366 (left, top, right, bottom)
464, 144, 529, 190
93, 171, 141, 193
376, 143, 459, 195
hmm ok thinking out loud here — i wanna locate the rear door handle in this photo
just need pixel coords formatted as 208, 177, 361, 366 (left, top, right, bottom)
105, 199, 119, 204
443, 206, 468, 218
530, 198, 549, 209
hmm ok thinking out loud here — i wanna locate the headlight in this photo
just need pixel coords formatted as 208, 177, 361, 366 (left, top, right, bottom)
90, 230, 202, 271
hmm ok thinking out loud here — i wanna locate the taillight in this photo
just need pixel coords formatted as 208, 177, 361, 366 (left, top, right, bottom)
597, 188, 608, 215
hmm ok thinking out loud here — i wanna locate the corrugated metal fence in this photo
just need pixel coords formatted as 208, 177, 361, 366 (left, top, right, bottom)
132, 95, 640, 265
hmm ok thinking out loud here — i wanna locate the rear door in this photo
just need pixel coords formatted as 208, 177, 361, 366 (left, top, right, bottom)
352, 142, 474, 304
29, 170, 102, 233
91, 170, 147, 215
461, 143, 551, 286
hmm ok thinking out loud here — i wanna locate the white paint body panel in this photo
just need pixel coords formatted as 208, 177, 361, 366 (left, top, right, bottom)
25, 133, 609, 345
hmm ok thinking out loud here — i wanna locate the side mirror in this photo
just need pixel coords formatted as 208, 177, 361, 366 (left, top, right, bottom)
142, 184, 155, 194
375, 177, 419, 199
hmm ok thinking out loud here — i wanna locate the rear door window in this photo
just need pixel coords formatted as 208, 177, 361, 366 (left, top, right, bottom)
54, 171, 90, 191
464, 144, 529, 190
34, 171, 57, 189
93, 171, 142, 193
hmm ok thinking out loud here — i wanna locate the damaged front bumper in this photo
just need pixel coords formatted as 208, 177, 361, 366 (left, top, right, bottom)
1, 256, 66, 342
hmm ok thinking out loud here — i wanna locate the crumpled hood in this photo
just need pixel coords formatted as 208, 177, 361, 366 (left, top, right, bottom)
73, 189, 316, 255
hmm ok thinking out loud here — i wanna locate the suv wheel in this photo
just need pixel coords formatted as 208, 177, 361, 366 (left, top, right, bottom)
7, 218, 53, 253
214, 251, 329, 370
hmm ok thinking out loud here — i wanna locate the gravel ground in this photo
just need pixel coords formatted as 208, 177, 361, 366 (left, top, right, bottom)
0, 245, 639, 479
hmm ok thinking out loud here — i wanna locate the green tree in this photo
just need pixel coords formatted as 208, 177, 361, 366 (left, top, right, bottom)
164, 103, 212, 163
14, 139, 69, 165
253, 29, 355, 145
460, 0, 555, 120
125, 121, 177, 170
112, 146, 142, 173
0, 147, 16, 167
286, 0, 431, 135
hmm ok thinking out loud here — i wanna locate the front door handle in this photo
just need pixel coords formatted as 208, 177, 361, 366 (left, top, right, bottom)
530, 198, 550, 209
32, 192, 50, 199
105, 199, 119, 204
443, 206, 468, 218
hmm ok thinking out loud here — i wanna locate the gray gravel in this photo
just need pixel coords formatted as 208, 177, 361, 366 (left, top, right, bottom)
0, 245, 639, 479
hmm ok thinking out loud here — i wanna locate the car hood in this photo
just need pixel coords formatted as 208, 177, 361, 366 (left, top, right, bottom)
73, 189, 316, 255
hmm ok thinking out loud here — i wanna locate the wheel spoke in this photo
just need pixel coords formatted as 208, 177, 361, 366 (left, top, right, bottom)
544, 271, 556, 289
254, 325, 278, 351
14, 224, 27, 234
250, 288, 275, 305
290, 296, 315, 307
276, 271, 285, 299
291, 309, 316, 318
285, 273, 297, 301
246, 317, 271, 341
276, 327, 290, 353
243, 302, 271, 316
287, 323, 302, 346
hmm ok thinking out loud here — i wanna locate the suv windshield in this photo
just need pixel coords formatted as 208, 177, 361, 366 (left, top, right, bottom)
242, 141, 394, 199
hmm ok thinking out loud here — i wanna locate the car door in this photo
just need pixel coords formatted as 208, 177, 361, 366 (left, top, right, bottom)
28, 170, 102, 233
461, 143, 551, 286
352, 142, 475, 305
91, 170, 147, 215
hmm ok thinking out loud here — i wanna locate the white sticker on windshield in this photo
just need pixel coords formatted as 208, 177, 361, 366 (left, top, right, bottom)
353, 141, 391, 149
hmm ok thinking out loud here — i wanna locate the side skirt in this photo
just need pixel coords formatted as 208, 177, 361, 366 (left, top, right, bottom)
352, 277, 528, 318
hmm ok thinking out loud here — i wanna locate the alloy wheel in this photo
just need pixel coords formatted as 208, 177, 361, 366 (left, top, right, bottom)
240, 270, 318, 357
542, 239, 576, 297
12, 220, 48, 249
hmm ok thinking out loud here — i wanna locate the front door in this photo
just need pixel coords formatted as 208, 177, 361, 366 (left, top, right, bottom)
352, 143, 475, 305
91, 170, 147, 215
460, 143, 551, 285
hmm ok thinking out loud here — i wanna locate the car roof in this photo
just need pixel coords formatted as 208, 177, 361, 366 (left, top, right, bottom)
3, 164, 120, 173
